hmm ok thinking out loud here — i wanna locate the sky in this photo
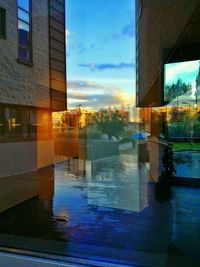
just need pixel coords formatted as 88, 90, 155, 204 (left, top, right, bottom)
66, 0, 136, 111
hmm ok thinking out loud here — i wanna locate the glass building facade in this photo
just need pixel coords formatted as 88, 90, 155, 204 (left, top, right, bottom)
0, 0, 199, 266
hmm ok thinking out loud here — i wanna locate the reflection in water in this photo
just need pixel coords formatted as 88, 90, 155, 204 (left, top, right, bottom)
0, 168, 65, 241
87, 154, 147, 211
0, 153, 200, 265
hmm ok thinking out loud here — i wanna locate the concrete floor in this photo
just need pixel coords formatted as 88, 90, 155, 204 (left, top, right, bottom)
174, 150, 200, 178
0, 153, 200, 266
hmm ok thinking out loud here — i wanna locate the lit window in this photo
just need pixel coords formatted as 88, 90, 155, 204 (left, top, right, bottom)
17, 0, 32, 62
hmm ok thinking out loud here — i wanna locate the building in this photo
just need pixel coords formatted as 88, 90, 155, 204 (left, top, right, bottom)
136, 0, 200, 108
0, 0, 66, 177
136, 0, 200, 180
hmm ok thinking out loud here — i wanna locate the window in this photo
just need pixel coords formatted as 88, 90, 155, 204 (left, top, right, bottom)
5, 107, 22, 138
17, 0, 32, 62
0, 7, 6, 39
0, 105, 41, 140
30, 109, 37, 138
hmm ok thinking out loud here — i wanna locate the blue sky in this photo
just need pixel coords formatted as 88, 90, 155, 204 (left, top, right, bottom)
66, 0, 136, 110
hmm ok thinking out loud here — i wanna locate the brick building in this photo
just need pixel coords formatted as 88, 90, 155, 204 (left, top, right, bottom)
0, 0, 66, 176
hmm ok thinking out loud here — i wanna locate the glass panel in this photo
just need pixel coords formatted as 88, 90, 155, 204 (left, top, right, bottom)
1, 0, 200, 266
30, 109, 37, 138
21, 109, 30, 138
5, 108, 22, 138
18, 47, 30, 61
18, 18, 31, 61
18, 19, 29, 31
18, 0, 30, 12
18, 8, 30, 23
163, 59, 200, 179
18, 28, 30, 48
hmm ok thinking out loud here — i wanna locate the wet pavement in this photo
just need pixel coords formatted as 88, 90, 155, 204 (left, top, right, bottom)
174, 150, 200, 178
0, 152, 200, 266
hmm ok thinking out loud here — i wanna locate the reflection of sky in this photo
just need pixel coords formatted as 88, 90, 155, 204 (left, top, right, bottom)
165, 60, 200, 88
18, 0, 30, 11
66, 0, 135, 110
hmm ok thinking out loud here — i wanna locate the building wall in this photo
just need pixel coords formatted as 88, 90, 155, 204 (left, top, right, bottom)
0, 0, 66, 177
0, 141, 37, 177
136, 0, 199, 107
0, 172, 38, 213
37, 140, 54, 169
0, 0, 50, 108
49, 0, 67, 111
0, 139, 55, 177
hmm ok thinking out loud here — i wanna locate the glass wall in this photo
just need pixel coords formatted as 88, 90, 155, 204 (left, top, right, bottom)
164, 60, 200, 179
0, 0, 200, 266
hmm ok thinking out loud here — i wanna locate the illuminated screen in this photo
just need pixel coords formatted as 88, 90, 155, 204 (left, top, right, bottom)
164, 59, 200, 103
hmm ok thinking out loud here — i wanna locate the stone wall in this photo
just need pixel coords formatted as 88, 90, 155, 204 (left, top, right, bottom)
0, 0, 50, 108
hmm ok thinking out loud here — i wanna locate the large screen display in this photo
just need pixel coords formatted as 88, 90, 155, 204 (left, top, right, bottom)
164, 59, 200, 103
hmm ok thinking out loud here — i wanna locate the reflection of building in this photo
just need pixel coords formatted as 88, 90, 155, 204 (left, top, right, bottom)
136, 0, 200, 108
0, 0, 66, 176
136, 0, 200, 179
139, 107, 151, 132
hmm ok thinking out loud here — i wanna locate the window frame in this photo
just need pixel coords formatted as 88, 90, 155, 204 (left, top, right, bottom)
0, 104, 52, 142
17, 0, 33, 64
0, 7, 6, 39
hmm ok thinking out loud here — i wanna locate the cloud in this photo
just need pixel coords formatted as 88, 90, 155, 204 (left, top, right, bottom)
68, 98, 89, 104
68, 93, 125, 110
89, 43, 96, 49
122, 22, 135, 37
79, 62, 135, 71
67, 41, 95, 55
103, 20, 135, 41
67, 80, 108, 90
67, 79, 134, 110
77, 43, 87, 55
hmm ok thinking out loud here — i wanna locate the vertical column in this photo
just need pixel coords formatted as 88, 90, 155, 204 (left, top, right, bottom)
49, 0, 67, 111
